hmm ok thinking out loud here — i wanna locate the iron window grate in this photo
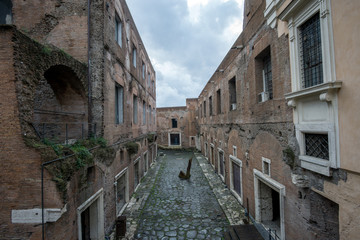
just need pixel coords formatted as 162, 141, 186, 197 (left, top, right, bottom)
305, 133, 329, 160
299, 13, 323, 88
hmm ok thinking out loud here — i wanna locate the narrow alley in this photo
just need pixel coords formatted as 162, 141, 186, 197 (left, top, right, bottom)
121, 149, 249, 239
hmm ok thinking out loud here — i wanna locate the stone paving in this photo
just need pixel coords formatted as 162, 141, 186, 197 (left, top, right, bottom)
116, 149, 247, 240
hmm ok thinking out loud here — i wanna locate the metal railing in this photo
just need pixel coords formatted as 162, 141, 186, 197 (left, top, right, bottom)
31, 122, 98, 144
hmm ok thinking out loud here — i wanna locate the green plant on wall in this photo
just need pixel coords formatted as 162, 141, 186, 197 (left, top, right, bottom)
24, 136, 111, 202
125, 141, 139, 155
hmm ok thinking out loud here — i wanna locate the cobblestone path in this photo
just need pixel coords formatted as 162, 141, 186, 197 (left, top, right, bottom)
134, 150, 229, 239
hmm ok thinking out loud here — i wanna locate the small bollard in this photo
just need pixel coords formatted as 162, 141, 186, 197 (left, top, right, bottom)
116, 216, 126, 237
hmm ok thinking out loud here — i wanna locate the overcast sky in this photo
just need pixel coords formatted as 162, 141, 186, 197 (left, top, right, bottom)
127, 0, 244, 107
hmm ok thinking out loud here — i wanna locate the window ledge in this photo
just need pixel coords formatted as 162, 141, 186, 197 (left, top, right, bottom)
299, 155, 331, 176
285, 81, 342, 105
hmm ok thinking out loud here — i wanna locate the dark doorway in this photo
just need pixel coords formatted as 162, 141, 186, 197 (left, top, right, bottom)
170, 133, 180, 145
272, 189, 280, 221
81, 207, 90, 240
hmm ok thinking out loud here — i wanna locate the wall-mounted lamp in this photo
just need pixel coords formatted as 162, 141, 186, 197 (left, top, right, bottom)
231, 45, 244, 50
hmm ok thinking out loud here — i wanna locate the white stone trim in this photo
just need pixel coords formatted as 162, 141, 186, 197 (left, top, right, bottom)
168, 132, 182, 147
114, 168, 129, 216
77, 188, 104, 240
232, 146, 237, 157
254, 169, 285, 240
229, 155, 243, 204
134, 156, 140, 164
12, 205, 67, 224
280, 0, 340, 176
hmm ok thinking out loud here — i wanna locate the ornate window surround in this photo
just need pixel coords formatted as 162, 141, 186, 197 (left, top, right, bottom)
279, 0, 341, 176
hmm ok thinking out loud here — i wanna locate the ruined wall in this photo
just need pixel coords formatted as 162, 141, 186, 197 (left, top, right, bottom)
12, 0, 88, 62
0, 26, 88, 239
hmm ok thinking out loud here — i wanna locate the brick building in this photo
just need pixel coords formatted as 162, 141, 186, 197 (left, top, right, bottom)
156, 99, 198, 149
156, 0, 360, 239
0, 0, 156, 239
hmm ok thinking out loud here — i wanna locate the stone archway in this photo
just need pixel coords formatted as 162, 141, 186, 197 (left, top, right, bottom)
33, 65, 88, 143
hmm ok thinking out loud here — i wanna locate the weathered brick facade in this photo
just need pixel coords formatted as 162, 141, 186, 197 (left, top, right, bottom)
156, 98, 198, 149
0, 0, 157, 239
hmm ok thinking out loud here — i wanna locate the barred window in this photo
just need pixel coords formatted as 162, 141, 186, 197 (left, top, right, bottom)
305, 133, 329, 160
299, 13, 323, 88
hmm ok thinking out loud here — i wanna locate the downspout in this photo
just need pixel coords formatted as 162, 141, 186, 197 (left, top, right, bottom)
88, 0, 92, 137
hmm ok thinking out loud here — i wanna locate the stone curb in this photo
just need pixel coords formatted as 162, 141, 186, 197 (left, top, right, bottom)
194, 153, 246, 226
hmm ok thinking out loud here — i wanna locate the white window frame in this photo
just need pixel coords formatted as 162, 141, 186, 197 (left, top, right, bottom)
114, 168, 129, 216
254, 169, 286, 240
168, 132, 181, 147
229, 155, 243, 204
217, 148, 225, 182
77, 189, 104, 240
262, 157, 271, 177
280, 0, 336, 93
280, 0, 341, 176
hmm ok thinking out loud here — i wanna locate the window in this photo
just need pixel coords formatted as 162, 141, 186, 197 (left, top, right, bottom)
203, 100, 206, 117
133, 95, 138, 124
229, 77, 236, 110
209, 96, 213, 116
262, 157, 271, 176
169, 133, 181, 146
280, 0, 340, 177
280, 0, 336, 93
256, 47, 272, 102
115, 168, 129, 215
0, 0, 12, 24
115, 84, 124, 124
115, 14, 122, 47
305, 133, 329, 160
151, 81, 155, 93
142, 101, 146, 125
299, 13, 323, 88
216, 89, 221, 114
171, 118, 177, 128
218, 149, 225, 181
149, 106, 152, 125
230, 155, 242, 203
132, 45, 137, 67
147, 72, 151, 87
134, 158, 140, 188
142, 62, 146, 79
199, 103, 202, 118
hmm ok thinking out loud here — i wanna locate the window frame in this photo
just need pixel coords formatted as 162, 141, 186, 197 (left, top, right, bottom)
114, 167, 129, 216
133, 95, 138, 124
115, 84, 124, 124
229, 155, 243, 204
115, 13, 122, 47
